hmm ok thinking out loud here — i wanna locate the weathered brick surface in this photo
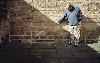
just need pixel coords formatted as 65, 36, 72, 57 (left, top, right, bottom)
0, 0, 100, 63
7, 0, 100, 42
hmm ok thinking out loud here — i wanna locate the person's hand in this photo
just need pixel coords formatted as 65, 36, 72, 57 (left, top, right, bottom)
55, 21, 60, 24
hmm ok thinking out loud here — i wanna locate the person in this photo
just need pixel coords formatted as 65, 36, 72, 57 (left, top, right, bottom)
56, 3, 82, 46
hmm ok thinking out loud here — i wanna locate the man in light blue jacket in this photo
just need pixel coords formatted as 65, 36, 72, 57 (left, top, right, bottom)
57, 3, 82, 46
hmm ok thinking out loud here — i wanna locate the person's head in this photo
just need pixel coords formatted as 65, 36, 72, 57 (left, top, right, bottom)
66, 3, 73, 11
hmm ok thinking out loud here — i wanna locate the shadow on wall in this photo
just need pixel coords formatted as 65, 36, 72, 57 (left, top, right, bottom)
80, 16, 100, 44
0, 0, 7, 19
0, 0, 100, 63
0, 0, 9, 44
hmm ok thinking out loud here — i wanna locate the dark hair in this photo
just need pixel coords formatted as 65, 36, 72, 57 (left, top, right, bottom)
68, 5, 75, 12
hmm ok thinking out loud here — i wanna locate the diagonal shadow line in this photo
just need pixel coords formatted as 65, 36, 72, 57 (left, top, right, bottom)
0, 0, 100, 63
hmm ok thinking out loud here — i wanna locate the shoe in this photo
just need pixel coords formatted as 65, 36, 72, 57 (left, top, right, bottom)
67, 42, 72, 45
74, 44, 79, 47
74, 42, 79, 47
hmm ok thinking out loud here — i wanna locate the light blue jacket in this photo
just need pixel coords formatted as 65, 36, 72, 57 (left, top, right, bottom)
59, 6, 80, 26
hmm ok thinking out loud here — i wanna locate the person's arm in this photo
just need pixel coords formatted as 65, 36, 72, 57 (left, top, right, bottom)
57, 10, 68, 24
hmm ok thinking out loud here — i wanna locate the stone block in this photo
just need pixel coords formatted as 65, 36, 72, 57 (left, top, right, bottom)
24, 36, 31, 39
10, 36, 23, 39
31, 43, 56, 49
39, 36, 47, 39
32, 36, 39, 39
10, 27, 25, 35
32, 31, 45, 36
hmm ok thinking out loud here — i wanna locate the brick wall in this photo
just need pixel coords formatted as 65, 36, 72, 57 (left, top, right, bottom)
0, 0, 100, 63
7, 0, 100, 43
